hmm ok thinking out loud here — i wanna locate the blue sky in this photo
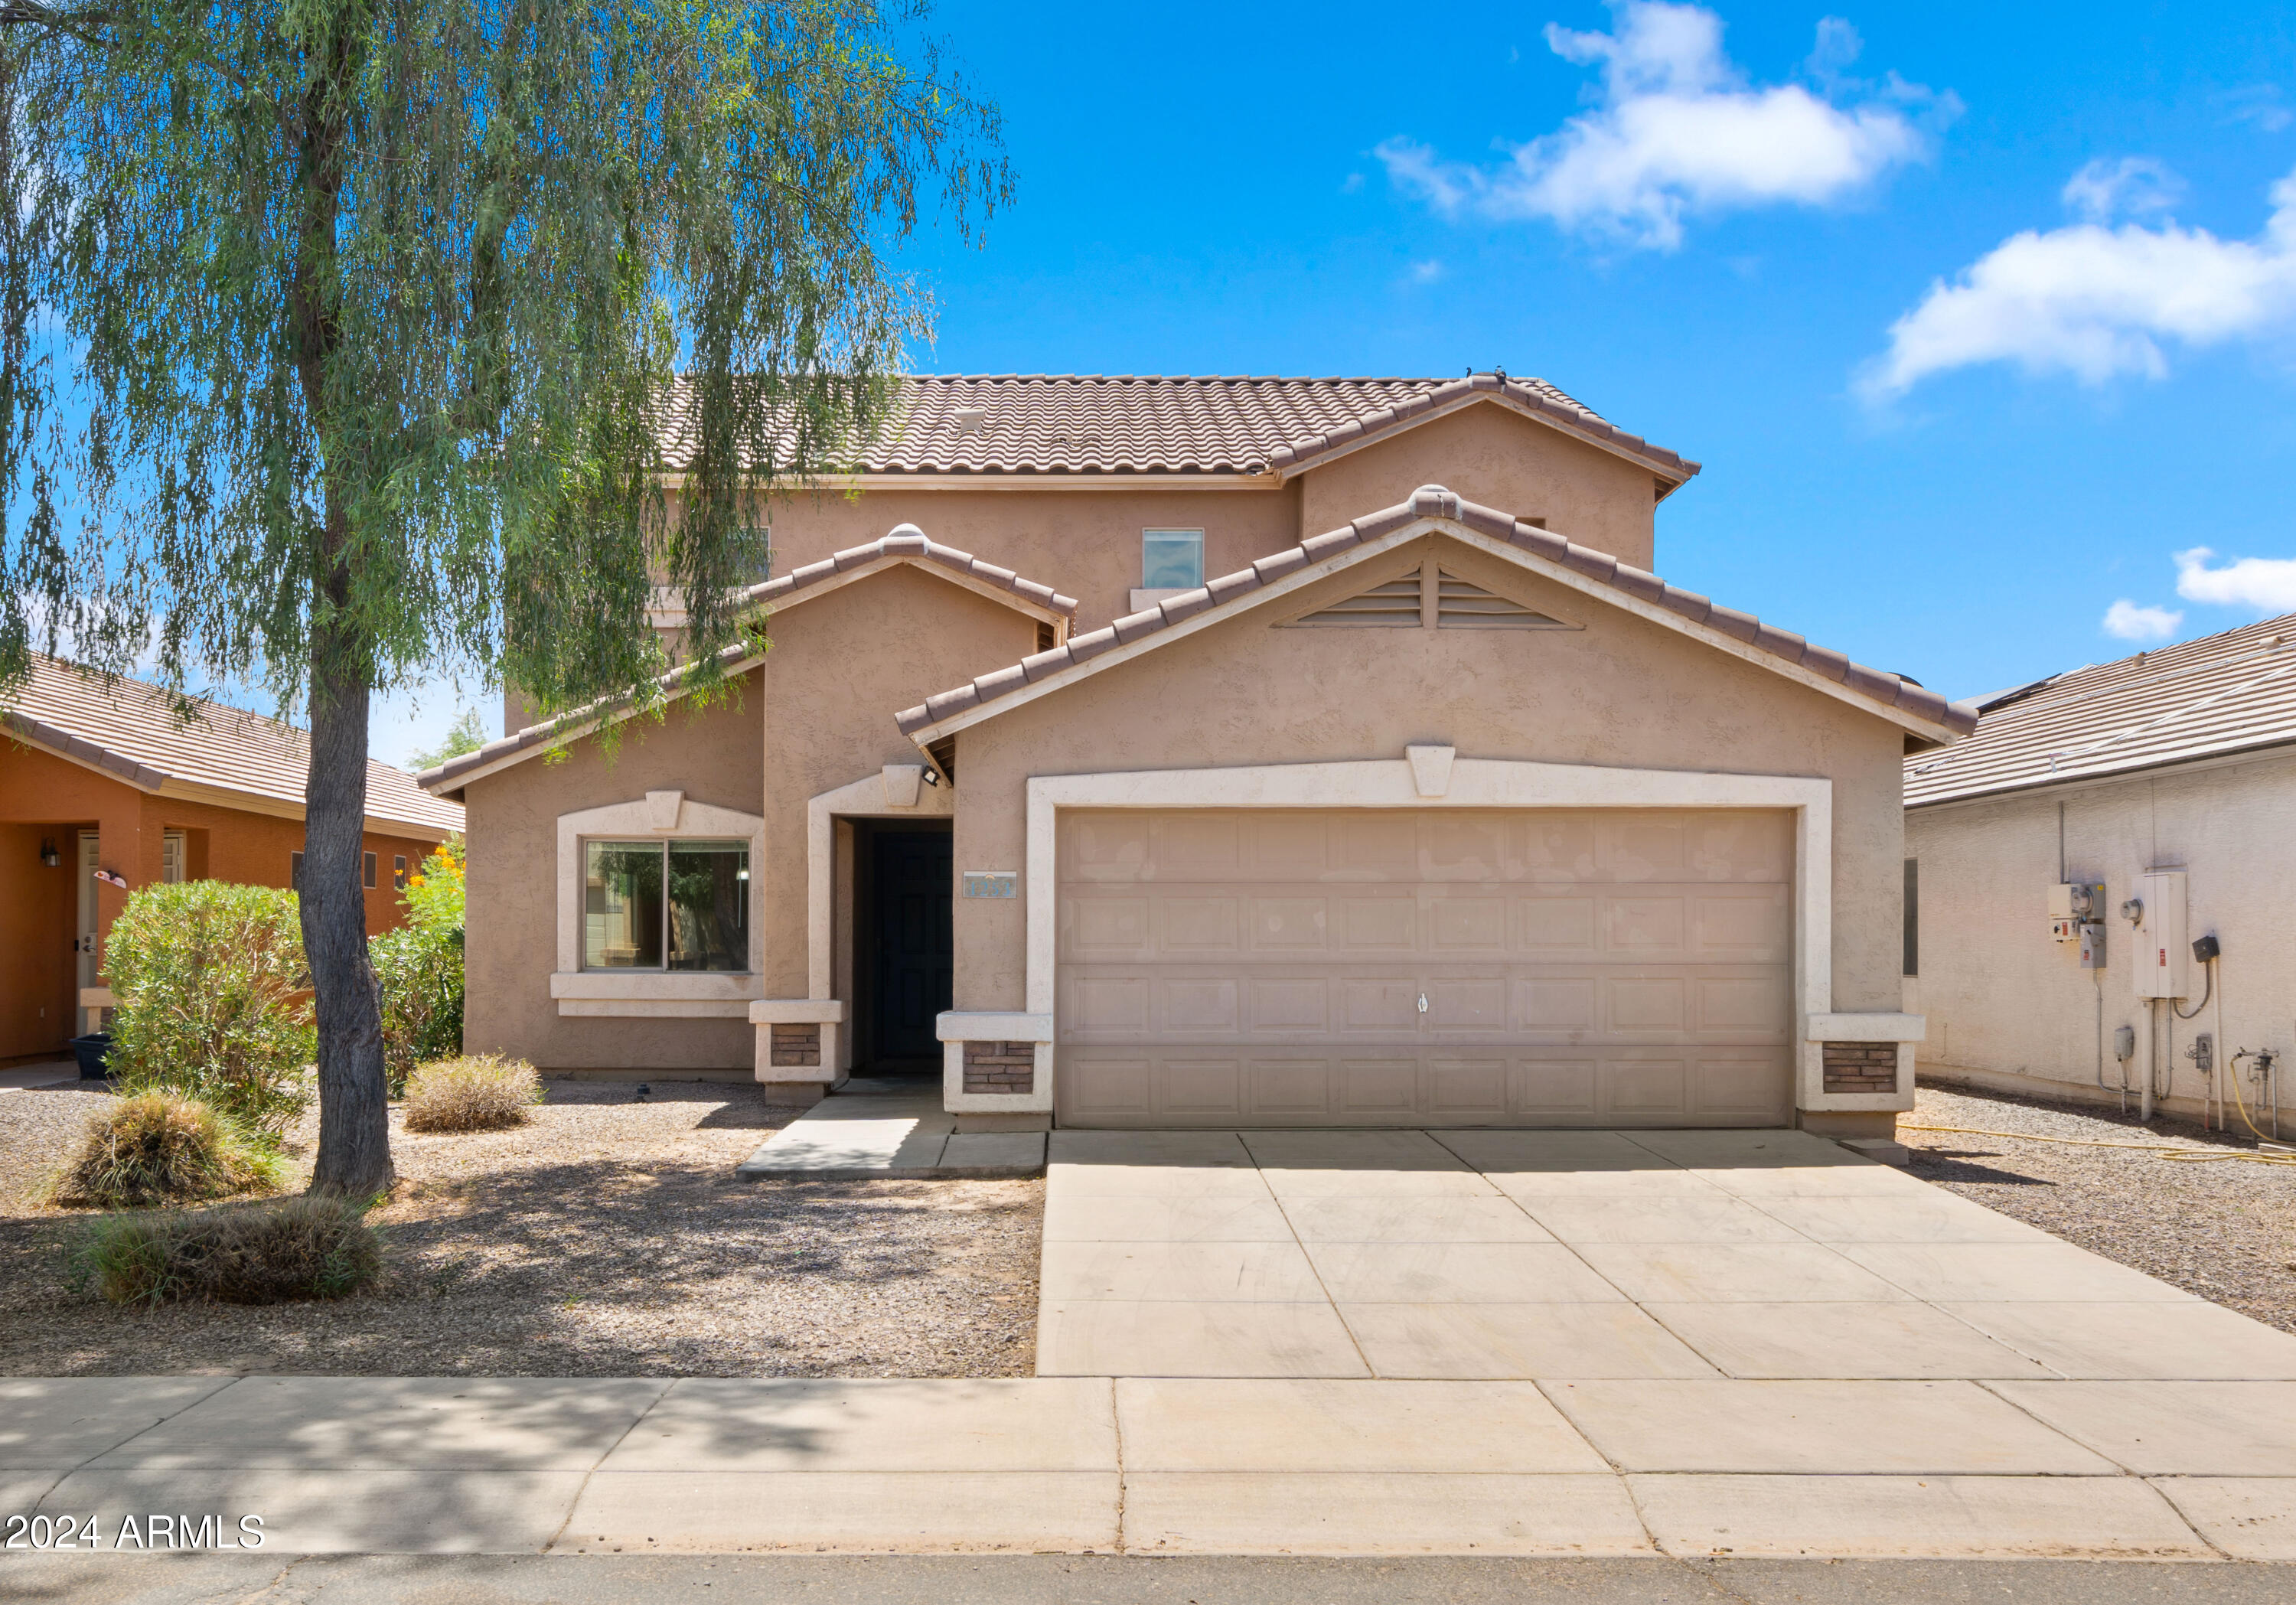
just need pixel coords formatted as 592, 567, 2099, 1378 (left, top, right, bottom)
384, 0, 2296, 759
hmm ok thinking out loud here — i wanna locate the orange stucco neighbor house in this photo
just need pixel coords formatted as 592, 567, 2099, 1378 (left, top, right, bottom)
1, 657, 463, 1065
422, 373, 1974, 1141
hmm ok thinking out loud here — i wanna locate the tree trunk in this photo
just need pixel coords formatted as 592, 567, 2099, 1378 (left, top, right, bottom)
304, 592, 393, 1197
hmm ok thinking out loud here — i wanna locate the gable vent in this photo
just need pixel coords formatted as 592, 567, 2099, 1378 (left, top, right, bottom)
1291, 573, 1424, 628
1437, 570, 1574, 631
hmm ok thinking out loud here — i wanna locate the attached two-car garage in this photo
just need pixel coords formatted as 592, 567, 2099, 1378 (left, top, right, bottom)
1053, 806, 1795, 1128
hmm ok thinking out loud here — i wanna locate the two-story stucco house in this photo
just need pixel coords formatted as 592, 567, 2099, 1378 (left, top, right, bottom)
420, 373, 1971, 1142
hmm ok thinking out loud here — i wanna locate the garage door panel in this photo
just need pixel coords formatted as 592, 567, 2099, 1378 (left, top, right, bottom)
1160, 1058, 1244, 1117
1247, 976, 1331, 1032
1518, 891, 1600, 951
1326, 1059, 1408, 1114
1335, 892, 1417, 951
1516, 1057, 1601, 1118
1691, 1049, 1795, 1120
1603, 1054, 1690, 1119
1248, 1058, 1332, 1115
1427, 1059, 1511, 1117
1161, 896, 1244, 954
1693, 974, 1793, 1036
1055, 808, 1794, 1128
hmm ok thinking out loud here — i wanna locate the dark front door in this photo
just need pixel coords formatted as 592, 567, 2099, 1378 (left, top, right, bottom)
869, 825, 953, 1066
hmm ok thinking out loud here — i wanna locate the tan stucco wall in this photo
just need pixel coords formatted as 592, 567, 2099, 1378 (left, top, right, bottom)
759, 485, 1301, 634
459, 562, 1045, 1068
744, 403, 1668, 631
757, 563, 1045, 997
460, 670, 766, 1071
1296, 403, 1660, 569
1906, 751, 2296, 1123
945, 533, 1907, 1021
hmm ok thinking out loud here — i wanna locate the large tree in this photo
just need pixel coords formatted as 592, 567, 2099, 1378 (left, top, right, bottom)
0, 1, 1006, 1193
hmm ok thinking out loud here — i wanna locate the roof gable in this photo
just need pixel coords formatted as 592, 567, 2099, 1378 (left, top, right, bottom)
895, 485, 1975, 750
421, 528, 1075, 796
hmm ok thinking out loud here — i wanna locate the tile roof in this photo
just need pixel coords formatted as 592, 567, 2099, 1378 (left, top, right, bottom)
895, 486, 1976, 742
421, 528, 1076, 794
3, 656, 464, 837
746, 525, 1076, 618
1905, 615, 2296, 807
662, 372, 1698, 488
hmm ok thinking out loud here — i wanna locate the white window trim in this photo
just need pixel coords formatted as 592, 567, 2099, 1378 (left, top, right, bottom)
554, 790, 765, 1017
1000, 753, 1900, 1118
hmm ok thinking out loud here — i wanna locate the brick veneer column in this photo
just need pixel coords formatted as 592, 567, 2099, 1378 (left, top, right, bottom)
771, 1024, 820, 1068
962, 1040, 1035, 1096
1821, 1040, 1897, 1094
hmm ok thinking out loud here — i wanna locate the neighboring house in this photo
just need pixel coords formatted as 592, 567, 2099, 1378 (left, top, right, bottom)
1906, 618, 2296, 1127
1, 656, 465, 1064
424, 372, 1971, 1139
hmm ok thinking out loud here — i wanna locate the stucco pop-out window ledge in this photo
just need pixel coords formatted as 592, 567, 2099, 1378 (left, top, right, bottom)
549, 971, 765, 1019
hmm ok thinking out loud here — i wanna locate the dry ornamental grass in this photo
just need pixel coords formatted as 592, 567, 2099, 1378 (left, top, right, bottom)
52, 1091, 282, 1209
403, 1055, 541, 1134
80, 1194, 383, 1307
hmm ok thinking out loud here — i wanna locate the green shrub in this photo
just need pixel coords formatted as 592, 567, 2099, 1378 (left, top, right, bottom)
104, 881, 313, 1137
402, 1054, 540, 1134
377, 838, 465, 1095
51, 1091, 283, 1208
80, 1194, 382, 1306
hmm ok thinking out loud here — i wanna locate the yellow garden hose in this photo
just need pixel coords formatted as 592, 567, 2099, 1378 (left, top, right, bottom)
1897, 1123, 2296, 1169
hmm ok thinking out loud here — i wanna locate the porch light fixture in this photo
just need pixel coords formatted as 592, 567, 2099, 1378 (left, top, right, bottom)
921, 768, 940, 786
38, 837, 60, 867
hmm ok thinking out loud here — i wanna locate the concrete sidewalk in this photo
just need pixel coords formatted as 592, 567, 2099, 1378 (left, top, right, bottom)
6, 1372, 2295, 1558
734, 1081, 1045, 1179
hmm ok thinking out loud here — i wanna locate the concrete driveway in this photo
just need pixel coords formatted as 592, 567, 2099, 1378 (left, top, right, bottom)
1036, 1126, 2296, 1383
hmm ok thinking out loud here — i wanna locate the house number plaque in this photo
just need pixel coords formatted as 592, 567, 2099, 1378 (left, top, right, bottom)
961, 871, 1018, 899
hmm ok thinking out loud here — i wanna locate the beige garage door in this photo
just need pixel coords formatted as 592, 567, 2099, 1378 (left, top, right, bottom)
1055, 807, 1794, 1128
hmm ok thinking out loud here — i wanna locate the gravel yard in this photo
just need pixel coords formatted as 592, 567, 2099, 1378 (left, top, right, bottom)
0, 1078, 1042, 1378
1906, 1078, 2296, 1335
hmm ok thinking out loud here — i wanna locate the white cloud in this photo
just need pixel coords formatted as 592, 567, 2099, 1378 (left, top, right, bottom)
2102, 600, 2183, 641
1377, 2, 1945, 250
1867, 165, 2296, 394
1407, 259, 1445, 283
2062, 157, 2182, 223
2174, 546, 2296, 612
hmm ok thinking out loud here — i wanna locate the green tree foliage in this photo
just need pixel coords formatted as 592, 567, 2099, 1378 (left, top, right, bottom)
0, 2, 1008, 1193
104, 882, 316, 1140
408, 709, 489, 773
373, 837, 465, 1092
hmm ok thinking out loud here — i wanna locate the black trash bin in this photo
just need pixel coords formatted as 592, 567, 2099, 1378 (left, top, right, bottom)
67, 1032, 112, 1080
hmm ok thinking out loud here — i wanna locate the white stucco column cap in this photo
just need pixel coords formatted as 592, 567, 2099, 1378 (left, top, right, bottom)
936, 1011, 1055, 1042
1805, 1012, 1926, 1042
749, 998, 848, 1025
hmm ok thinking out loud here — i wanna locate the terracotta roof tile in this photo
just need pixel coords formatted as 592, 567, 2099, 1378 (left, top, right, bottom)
1905, 615, 2296, 806
894, 488, 1974, 743
659, 374, 1698, 487
4, 656, 462, 837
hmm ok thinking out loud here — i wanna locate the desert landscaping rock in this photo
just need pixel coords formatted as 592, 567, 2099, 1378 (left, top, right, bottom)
1906, 1081, 2296, 1335
0, 1079, 1042, 1378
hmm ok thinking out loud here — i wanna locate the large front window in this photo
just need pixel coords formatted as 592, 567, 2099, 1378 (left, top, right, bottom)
582, 839, 749, 971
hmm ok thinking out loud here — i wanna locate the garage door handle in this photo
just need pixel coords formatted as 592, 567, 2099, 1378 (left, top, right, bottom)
1417, 992, 1428, 1013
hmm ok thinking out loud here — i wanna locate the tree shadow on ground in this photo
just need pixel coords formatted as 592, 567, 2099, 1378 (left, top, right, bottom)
0, 1151, 1042, 1379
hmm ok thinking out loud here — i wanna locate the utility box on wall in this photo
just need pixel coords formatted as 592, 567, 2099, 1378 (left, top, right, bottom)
2133, 869, 2189, 1000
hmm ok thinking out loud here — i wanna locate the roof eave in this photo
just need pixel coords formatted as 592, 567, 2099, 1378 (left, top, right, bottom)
898, 492, 1965, 752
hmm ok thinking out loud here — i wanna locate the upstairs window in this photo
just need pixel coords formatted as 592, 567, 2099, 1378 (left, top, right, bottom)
583, 839, 750, 972
1141, 529, 1204, 591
